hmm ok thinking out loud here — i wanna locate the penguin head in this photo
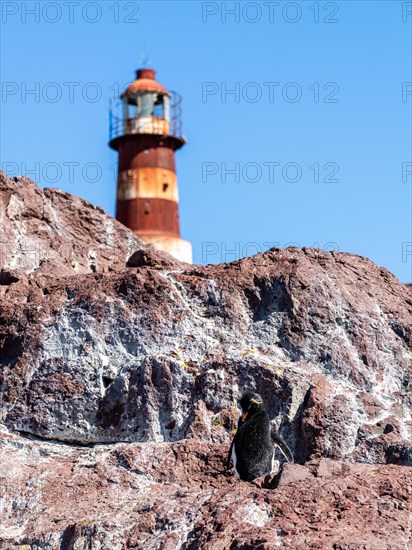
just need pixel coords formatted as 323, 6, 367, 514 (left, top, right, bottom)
238, 392, 264, 423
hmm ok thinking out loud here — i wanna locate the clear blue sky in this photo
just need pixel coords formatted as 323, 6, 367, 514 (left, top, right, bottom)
1, 1, 411, 281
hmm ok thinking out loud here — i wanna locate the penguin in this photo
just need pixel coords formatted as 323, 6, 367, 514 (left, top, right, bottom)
227, 392, 294, 481
226, 392, 273, 481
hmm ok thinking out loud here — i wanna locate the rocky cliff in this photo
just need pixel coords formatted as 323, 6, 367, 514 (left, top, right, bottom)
0, 171, 411, 549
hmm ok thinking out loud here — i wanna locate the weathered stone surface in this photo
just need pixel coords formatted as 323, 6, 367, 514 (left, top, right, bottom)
1, 238, 410, 463
276, 463, 314, 486
0, 428, 410, 549
1, 172, 411, 548
0, 171, 142, 276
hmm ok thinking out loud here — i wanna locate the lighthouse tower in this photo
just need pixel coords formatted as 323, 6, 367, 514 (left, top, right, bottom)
109, 67, 192, 263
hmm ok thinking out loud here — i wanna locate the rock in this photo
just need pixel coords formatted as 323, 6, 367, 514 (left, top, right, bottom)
0, 171, 143, 276
126, 247, 181, 269
0, 428, 410, 549
276, 463, 314, 486
1, 241, 410, 465
0, 172, 411, 548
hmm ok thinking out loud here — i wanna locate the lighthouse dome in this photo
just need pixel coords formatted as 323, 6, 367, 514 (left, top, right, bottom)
122, 68, 171, 98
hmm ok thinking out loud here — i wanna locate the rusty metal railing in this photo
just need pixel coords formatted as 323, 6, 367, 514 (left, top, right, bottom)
170, 91, 183, 138
109, 91, 184, 142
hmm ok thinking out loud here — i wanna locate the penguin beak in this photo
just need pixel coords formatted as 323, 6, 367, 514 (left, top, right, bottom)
241, 412, 248, 422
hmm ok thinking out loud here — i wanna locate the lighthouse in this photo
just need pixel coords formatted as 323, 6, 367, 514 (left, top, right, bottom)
109, 67, 192, 263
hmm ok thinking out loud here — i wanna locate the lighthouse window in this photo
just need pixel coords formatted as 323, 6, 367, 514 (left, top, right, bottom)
164, 96, 170, 122
133, 93, 169, 120
162, 183, 169, 192
126, 103, 137, 119
153, 94, 165, 119
138, 93, 154, 117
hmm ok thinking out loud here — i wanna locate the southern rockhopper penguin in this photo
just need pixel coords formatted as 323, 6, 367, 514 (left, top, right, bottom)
227, 392, 294, 481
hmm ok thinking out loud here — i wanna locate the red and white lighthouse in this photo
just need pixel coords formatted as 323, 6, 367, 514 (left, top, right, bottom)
109, 67, 192, 263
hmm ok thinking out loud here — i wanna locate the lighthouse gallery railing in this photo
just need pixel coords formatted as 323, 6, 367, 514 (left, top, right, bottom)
109, 91, 184, 142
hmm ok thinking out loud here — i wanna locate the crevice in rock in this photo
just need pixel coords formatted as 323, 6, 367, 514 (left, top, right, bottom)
14, 429, 132, 448
294, 385, 316, 464
388, 320, 411, 347
0, 269, 20, 285
60, 524, 76, 550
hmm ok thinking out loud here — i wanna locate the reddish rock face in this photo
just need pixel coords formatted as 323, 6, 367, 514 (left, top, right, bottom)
0, 172, 411, 548
0, 171, 143, 276
1, 430, 411, 549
